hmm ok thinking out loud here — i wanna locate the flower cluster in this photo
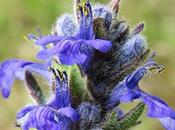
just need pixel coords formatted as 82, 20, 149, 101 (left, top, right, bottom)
0, 0, 175, 130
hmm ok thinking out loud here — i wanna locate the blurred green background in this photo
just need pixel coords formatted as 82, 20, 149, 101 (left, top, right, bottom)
0, 0, 175, 130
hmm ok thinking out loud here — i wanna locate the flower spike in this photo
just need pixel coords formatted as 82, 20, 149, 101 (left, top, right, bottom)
1, 0, 173, 130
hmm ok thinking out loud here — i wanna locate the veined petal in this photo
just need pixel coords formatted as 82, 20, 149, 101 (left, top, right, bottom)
17, 106, 58, 130
17, 105, 79, 130
0, 59, 51, 98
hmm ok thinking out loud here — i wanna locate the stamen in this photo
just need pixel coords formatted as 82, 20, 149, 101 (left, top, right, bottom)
48, 67, 57, 79
56, 69, 64, 80
76, 0, 92, 18
82, 2, 89, 16
77, 4, 83, 18
74, 0, 81, 21
48, 66, 66, 82
25, 34, 38, 41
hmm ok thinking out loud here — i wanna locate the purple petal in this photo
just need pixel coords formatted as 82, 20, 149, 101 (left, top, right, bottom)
106, 83, 140, 109
86, 39, 112, 53
119, 89, 141, 103
37, 39, 87, 65
35, 35, 66, 45
0, 59, 29, 98
141, 92, 175, 119
160, 117, 175, 130
0, 59, 51, 98
58, 107, 80, 122
17, 105, 36, 119
37, 38, 77, 60
58, 52, 87, 65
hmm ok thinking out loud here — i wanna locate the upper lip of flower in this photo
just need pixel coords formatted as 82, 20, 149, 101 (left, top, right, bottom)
26, 1, 112, 68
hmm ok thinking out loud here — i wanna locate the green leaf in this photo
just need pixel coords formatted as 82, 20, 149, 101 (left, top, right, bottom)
103, 102, 145, 130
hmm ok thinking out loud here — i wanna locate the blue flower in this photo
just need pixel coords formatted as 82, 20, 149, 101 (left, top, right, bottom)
28, 1, 112, 72
0, 59, 52, 98
16, 69, 79, 130
106, 59, 175, 130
